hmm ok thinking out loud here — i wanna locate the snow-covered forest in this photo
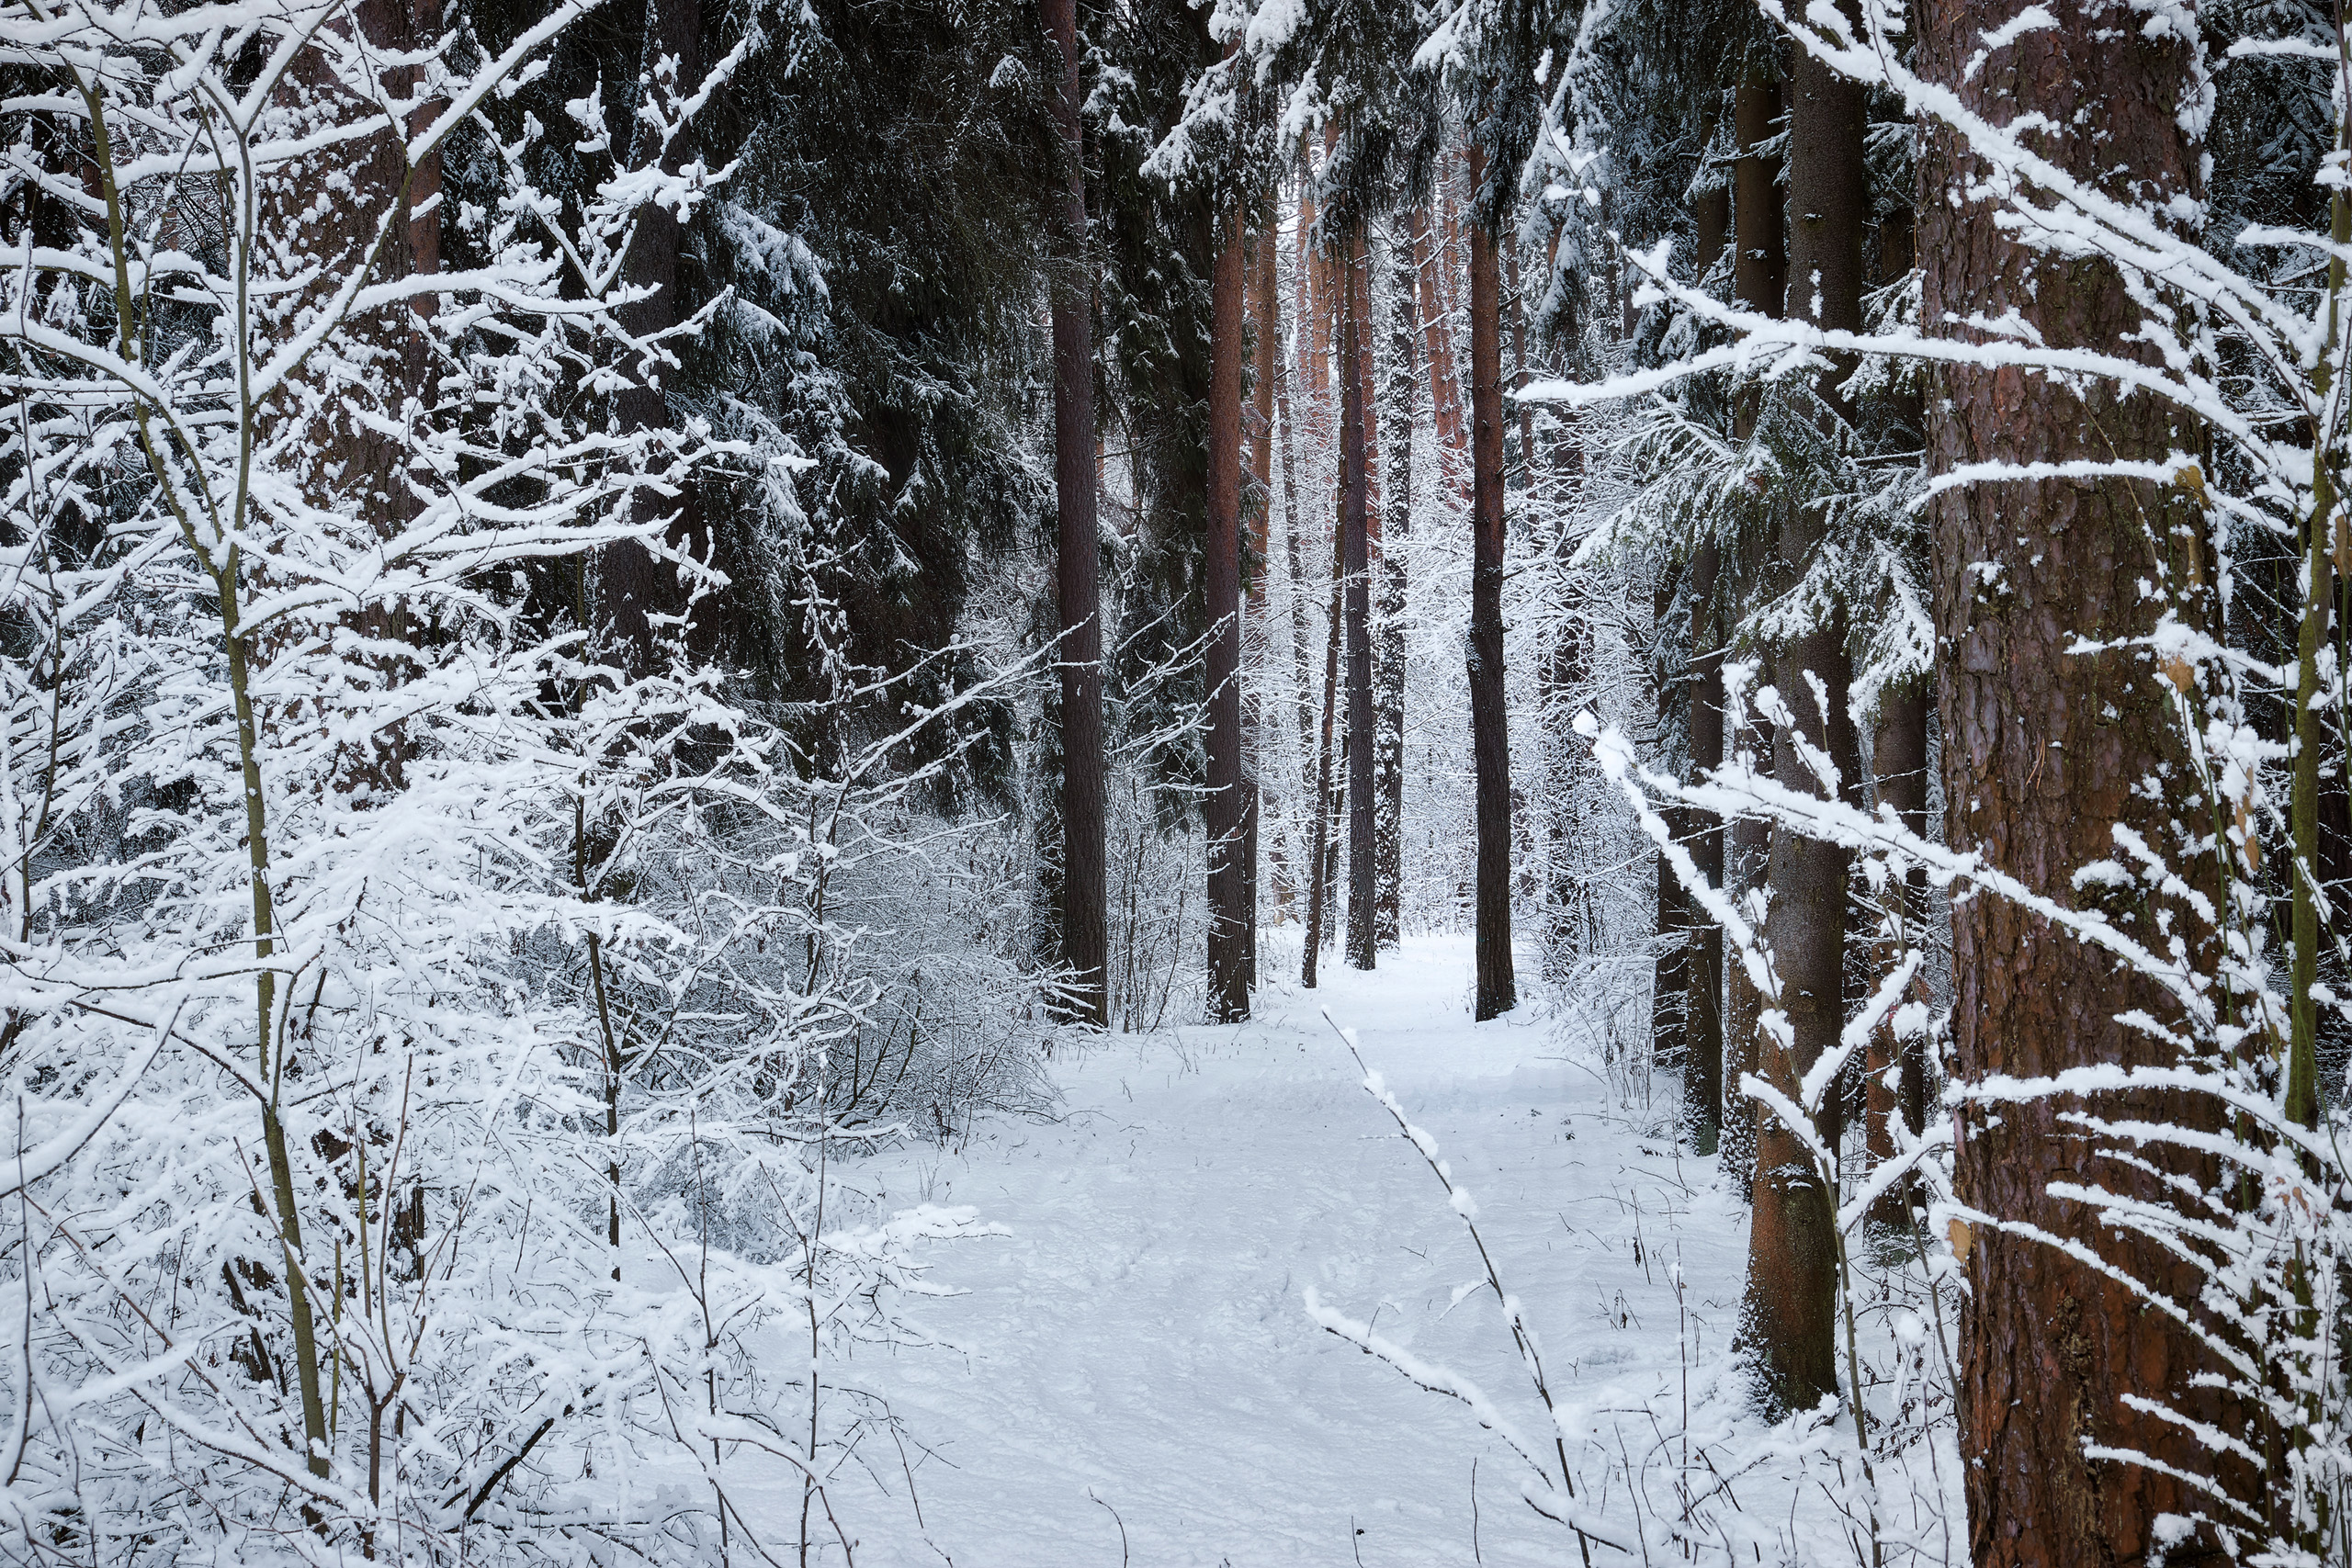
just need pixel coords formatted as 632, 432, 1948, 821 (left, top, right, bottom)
0, 0, 2346, 1562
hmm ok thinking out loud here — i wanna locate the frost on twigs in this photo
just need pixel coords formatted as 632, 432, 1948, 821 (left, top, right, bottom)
0, 5, 1013, 1563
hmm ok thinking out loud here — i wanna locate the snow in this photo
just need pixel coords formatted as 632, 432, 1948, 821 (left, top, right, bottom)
795, 936, 1766, 1565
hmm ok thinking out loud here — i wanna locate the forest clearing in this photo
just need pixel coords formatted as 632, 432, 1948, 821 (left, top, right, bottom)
0, 0, 2342, 1562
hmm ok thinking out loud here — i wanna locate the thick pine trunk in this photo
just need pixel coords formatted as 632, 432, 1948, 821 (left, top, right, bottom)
1376, 231, 1415, 950
1920, 4, 2241, 1560
1206, 205, 1250, 1021
1720, 63, 1785, 1199
1341, 223, 1378, 972
1043, 0, 1105, 1026
1466, 146, 1516, 1021
1740, 22, 1864, 1417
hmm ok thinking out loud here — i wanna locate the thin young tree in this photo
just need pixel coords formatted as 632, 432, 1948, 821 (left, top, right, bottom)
1045, 0, 1107, 1026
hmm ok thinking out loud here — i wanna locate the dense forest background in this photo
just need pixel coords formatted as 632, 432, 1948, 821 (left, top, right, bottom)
2, 0, 2351, 1562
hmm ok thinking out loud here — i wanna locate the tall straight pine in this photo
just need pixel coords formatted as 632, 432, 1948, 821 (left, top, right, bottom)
1043, 0, 1105, 1025
1920, 2, 2240, 1559
1466, 141, 1515, 1020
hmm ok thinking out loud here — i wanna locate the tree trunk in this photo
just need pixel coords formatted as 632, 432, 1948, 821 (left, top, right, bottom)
1739, 18, 1863, 1418
1921, 4, 2241, 1560
1685, 539, 1724, 1156
1466, 144, 1516, 1021
1411, 207, 1468, 496
1206, 203, 1250, 1022
1719, 66, 1786, 1201
1685, 118, 1729, 1157
1376, 229, 1415, 950
1043, 0, 1105, 1027
1304, 537, 1343, 988
1340, 221, 1378, 972
1651, 565, 1690, 1083
605, 0, 705, 673
1865, 679, 1928, 1230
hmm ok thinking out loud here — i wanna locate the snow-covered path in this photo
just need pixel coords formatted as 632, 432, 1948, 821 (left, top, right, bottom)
817, 937, 1759, 1567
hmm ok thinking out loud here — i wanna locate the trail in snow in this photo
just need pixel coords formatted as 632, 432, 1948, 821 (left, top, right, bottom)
798, 936, 1761, 1567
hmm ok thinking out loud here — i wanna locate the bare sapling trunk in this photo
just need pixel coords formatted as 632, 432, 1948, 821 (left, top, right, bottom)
1304, 531, 1343, 987
1208, 203, 1250, 1021
1466, 144, 1516, 1021
1740, 16, 1863, 1418
1922, 3, 2245, 1559
1045, 0, 1107, 1027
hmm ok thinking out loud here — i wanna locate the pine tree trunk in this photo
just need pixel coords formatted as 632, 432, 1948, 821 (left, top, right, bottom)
1685, 539, 1724, 1156
1206, 204, 1250, 1021
1376, 231, 1415, 950
1340, 222, 1378, 972
1304, 538, 1343, 988
605, 0, 705, 672
1466, 145, 1516, 1021
1739, 20, 1863, 1418
1920, 4, 2243, 1558
1651, 565, 1690, 1083
1411, 208, 1468, 496
1686, 120, 1729, 1157
1865, 679, 1928, 1230
1043, 0, 1105, 1027
1720, 60, 1786, 1202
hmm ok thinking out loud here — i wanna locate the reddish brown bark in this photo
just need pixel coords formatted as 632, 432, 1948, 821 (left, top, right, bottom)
1466, 144, 1516, 1021
1044, 0, 1105, 1025
1741, 17, 1864, 1417
1865, 680, 1928, 1230
1921, 2, 2241, 1560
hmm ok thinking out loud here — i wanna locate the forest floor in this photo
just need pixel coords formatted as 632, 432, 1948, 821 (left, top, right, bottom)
786, 935, 1956, 1567
796, 936, 1719, 1565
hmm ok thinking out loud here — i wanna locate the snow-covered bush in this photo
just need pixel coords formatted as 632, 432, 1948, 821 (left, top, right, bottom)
0, 6, 993, 1562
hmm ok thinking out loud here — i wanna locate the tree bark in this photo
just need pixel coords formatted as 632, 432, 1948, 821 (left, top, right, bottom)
1466, 143, 1516, 1021
604, 0, 706, 673
1207, 203, 1250, 1021
1719, 67, 1786, 1201
1376, 229, 1416, 950
1340, 221, 1378, 973
1685, 539, 1724, 1156
1652, 565, 1690, 1083
1739, 17, 1863, 1418
1921, 4, 2241, 1560
1304, 535, 1343, 988
1042, 0, 1106, 1028
1412, 207, 1469, 500
1865, 679, 1928, 1230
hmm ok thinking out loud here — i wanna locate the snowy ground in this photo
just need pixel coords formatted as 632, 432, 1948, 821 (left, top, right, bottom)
768, 934, 1957, 1567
